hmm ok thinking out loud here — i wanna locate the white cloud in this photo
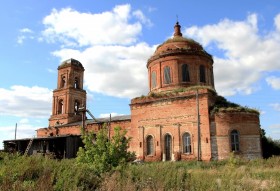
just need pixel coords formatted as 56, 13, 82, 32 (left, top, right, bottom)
269, 124, 280, 129
185, 13, 280, 96
132, 10, 153, 27
17, 35, 26, 44
47, 68, 56, 73
41, 6, 280, 99
99, 112, 125, 118
270, 103, 280, 112
42, 5, 155, 98
20, 28, 33, 33
19, 118, 29, 124
0, 123, 39, 149
17, 28, 34, 44
42, 4, 144, 47
266, 76, 280, 90
52, 43, 154, 98
0, 85, 52, 118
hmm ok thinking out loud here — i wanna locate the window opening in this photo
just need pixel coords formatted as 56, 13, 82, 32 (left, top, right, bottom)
164, 66, 171, 84
61, 76, 66, 88
231, 130, 240, 151
199, 65, 206, 83
183, 133, 192, 153
165, 134, 172, 161
74, 77, 79, 89
182, 64, 190, 82
151, 71, 157, 88
74, 100, 80, 115
58, 100, 64, 114
146, 135, 154, 155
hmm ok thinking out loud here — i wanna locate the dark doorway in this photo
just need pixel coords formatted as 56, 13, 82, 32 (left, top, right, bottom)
165, 134, 172, 161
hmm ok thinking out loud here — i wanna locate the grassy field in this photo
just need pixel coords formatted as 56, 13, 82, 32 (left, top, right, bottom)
1, 152, 280, 191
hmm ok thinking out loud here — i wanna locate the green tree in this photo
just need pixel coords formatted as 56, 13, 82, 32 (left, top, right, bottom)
261, 129, 280, 158
77, 125, 135, 174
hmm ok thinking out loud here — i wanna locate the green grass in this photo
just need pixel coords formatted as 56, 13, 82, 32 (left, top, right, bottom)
1, 152, 280, 191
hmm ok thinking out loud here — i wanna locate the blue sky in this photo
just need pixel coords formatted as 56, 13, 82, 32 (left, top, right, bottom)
1, 0, 280, 148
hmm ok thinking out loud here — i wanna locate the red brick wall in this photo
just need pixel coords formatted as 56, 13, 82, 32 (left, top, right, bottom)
130, 89, 214, 161
211, 112, 261, 160
148, 54, 214, 93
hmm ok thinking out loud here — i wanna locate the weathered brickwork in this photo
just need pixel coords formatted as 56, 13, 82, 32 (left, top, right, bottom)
36, 21, 262, 161
210, 112, 261, 160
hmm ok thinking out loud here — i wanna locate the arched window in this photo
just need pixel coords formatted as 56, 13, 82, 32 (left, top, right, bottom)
163, 66, 171, 84
74, 100, 80, 115
182, 64, 190, 82
61, 76, 66, 88
74, 77, 79, 89
58, 100, 64, 114
199, 65, 206, 83
146, 135, 154, 155
231, 130, 240, 152
151, 71, 157, 88
183, 133, 191, 154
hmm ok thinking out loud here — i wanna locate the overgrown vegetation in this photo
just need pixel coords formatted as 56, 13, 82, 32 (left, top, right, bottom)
1, 125, 280, 190
211, 95, 260, 114
77, 125, 135, 174
133, 86, 216, 100
1, 152, 280, 190
261, 129, 280, 158
0, 152, 100, 191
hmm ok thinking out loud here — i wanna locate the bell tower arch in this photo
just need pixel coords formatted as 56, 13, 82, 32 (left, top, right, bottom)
49, 58, 86, 127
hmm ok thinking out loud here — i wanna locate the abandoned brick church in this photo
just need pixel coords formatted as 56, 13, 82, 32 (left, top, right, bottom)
6, 22, 262, 161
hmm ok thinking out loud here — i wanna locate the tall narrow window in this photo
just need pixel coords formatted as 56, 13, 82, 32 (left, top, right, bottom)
74, 77, 79, 89
183, 133, 192, 153
61, 76, 66, 88
74, 100, 80, 115
182, 64, 190, 82
210, 68, 214, 86
231, 130, 240, 152
58, 100, 64, 114
146, 135, 154, 156
151, 71, 157, 88
164, 66, 171, 84
199, 65, 206, 83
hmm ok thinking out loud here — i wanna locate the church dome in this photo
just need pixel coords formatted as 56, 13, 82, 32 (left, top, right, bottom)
147, 21, 215, 93
148, 22, 211, 64
58, 58, 84, 70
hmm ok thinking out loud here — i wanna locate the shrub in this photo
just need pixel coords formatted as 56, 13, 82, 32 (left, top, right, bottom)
77, 125, 135, 174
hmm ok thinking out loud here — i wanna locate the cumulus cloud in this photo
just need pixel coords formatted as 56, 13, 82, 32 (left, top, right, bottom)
0, 86, 52, 118
42, 4, 155, 98
266, 76, 280, 90
270, 103, 280, 112
42, 4, 146, 47
185, 13, 280, 96
132, 10, 153, 27
52, 43, 154, 98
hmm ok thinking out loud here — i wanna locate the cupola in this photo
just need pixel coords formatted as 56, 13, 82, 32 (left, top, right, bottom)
147, 21, 215, 93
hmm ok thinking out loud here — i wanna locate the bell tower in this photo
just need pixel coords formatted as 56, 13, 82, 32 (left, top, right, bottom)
49, 58, 87, 127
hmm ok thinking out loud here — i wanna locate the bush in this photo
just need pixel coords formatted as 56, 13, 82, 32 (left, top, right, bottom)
0, 154, 100, 191
77, 125, 135, 174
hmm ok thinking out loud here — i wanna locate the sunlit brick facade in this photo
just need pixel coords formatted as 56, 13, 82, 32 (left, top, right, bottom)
36, 22, 262, 161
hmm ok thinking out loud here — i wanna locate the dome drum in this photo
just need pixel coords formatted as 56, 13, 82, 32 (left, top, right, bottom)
147, 22, 214, 93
